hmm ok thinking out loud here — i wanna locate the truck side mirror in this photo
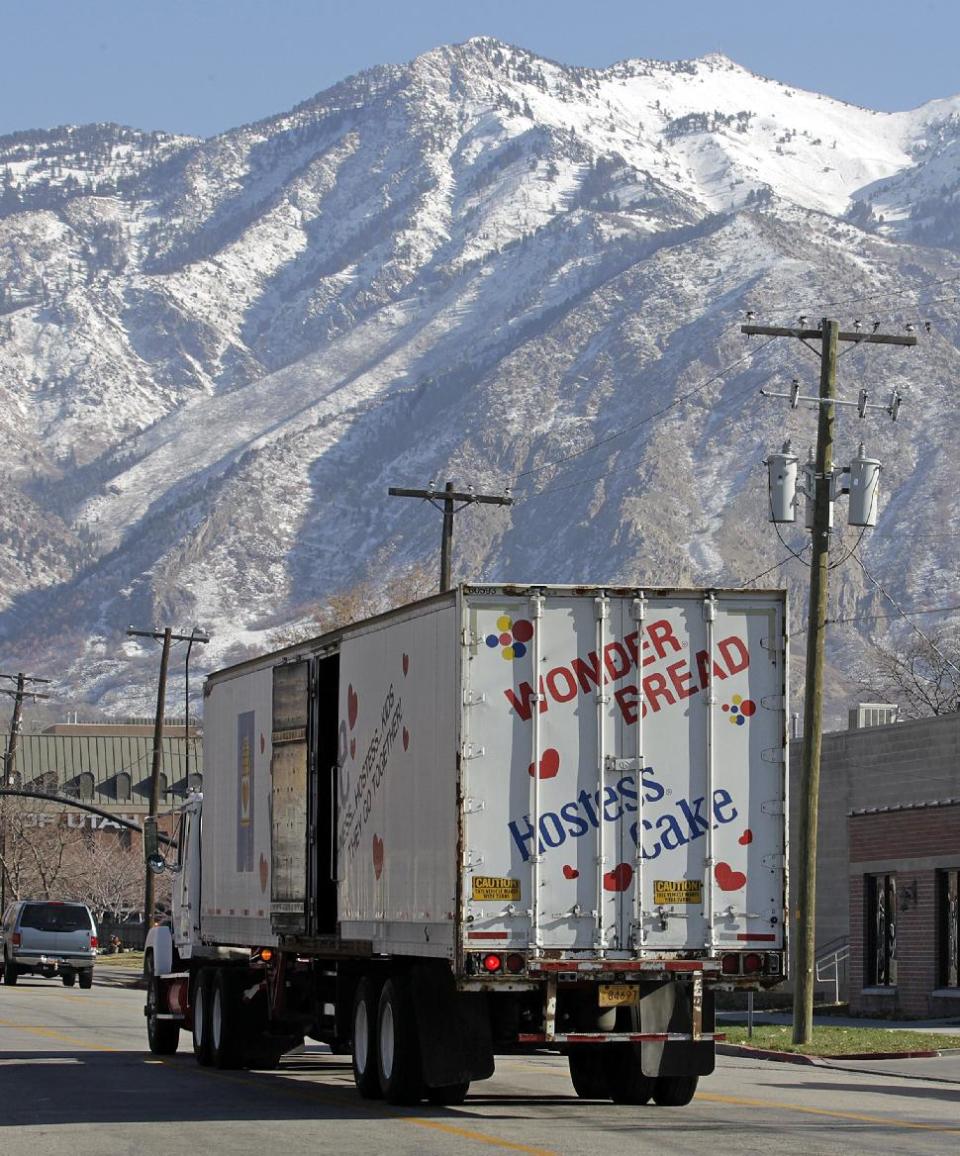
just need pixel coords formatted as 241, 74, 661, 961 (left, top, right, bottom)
143, 816, 166, 874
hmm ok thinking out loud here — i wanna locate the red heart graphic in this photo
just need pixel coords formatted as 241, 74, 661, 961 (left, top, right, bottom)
258, 852, 268, 893
347, 684, 359, 730
349, 737, 356, 760
528, 748, 560, 779
402, 727, 409, 751
562, 864, 579, 880
603, 862, 633, 892
372, 834, 384, 880
402, 653, 409, 676
738, 829, 753, 846
715, 862, 747, 891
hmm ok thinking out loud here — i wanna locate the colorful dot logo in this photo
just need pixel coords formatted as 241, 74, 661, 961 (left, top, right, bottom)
722, 694, 757, 725
485, 614, 534, 660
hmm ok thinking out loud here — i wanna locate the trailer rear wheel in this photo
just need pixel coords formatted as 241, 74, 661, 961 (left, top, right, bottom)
568, 1048, 610, 1099
604, 1045, 654, 1105
192, 968, 213, 1066
652, 1074, 699, 1106
351, 976, 383, 1099
377, 975, 424, 1105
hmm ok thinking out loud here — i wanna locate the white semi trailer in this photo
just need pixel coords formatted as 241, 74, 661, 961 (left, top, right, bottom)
144, 584, 788, 1107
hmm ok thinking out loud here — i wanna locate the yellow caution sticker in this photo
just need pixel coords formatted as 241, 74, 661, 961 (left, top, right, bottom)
654, 879, 703, 905
471, 875, 521, 901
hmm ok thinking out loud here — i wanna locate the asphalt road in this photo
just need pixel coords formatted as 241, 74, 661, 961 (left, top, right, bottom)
1, 971, 959, 1155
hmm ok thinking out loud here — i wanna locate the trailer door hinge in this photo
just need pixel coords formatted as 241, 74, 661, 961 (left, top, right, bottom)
463, 691, 486, 707
462, 797, 486, 814
461, 743, 485, 760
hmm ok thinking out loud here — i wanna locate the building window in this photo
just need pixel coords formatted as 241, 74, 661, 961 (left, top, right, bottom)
939, 870, 960, 989
866, 873, 897, 986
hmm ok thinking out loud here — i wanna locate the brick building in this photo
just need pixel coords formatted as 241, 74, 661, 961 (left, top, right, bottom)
788, 711, 960, 1015
848, 800, 960, 1017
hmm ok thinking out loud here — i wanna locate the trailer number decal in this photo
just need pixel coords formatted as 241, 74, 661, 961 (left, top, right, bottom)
472, 876, 521, 901
654, 880, 703, 905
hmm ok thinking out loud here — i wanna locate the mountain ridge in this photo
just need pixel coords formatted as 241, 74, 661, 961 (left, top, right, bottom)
0, 39, 957, 719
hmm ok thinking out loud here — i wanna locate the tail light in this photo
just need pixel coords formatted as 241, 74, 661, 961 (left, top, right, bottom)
259, 948, 274, 962
505, 953, 525, 974
90, 935, 98, 949
482, 953, 503, 974
721, 952, 740, 975
743, 953, 763, 975
12, 932, 21, 947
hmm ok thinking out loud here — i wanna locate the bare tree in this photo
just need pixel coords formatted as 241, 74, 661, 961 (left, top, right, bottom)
72, 834, 144, 922
0, 798, 88, 901
854, 626, 960, 719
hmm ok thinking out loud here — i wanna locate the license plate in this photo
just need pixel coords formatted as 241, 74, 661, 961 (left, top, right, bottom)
598, 984, 639, 1008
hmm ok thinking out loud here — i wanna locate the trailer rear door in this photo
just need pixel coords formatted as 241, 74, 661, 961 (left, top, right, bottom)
461, 589, 786, 958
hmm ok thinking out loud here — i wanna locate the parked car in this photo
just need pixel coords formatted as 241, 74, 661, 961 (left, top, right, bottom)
1, 900, 98, 988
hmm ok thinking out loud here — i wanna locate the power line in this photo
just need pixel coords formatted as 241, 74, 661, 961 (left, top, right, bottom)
848, 550, 960, 678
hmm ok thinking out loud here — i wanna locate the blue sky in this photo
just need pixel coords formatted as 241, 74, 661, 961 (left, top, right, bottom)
4, 0, 958, 139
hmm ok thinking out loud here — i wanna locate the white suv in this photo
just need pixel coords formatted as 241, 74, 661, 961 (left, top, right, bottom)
1, 900, 98, 988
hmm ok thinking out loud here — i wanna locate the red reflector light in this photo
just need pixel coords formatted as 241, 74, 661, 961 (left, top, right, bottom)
260, 948, 273, 962
721, 952, 739, 975
743, 953, 763, 975
482, 954, 503, 974
505, 953, 524, 974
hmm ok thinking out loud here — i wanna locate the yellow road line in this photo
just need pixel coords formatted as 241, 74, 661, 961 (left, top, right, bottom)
0, 1017, 120, 1052
700, 1092, 960, 1135
163, 1059, 557, 1155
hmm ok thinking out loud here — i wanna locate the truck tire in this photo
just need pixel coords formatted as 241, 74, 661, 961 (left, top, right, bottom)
568, 1047, 610, 1099
78, 970, 93, 990
210, 969, 244, 1069
426, 1082, 471, 1106
3, 954, 17, 985
192, 969, 213, 1066
652, 1074, 699, 1106
62, 971, 77, 987
351, 976, 383, 1099
376, 975, 424, 1105
145, 953, 180, 1056
604, 1044, 655, 1105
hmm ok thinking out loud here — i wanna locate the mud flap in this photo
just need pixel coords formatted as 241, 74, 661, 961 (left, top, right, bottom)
639, 980, 716, 1079
410, 965, 495, 1087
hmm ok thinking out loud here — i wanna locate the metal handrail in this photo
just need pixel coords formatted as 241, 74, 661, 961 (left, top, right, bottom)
815, 938, 850, 1004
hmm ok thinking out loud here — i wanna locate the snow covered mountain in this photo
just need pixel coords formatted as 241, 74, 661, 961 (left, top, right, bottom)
1, 39, 958, 720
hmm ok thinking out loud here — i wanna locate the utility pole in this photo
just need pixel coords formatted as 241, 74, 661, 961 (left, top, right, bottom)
388, 481, 513, 591
128, 626, 208, 927
744, 317, 916, 1044
0, 673, 51, 913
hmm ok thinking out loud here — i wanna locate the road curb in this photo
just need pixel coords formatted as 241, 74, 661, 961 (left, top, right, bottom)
719, 1043, 950, 1063
717, 1044, 830, 1065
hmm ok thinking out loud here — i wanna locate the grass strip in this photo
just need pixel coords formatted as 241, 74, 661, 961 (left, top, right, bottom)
724, 1024, 960, 1055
